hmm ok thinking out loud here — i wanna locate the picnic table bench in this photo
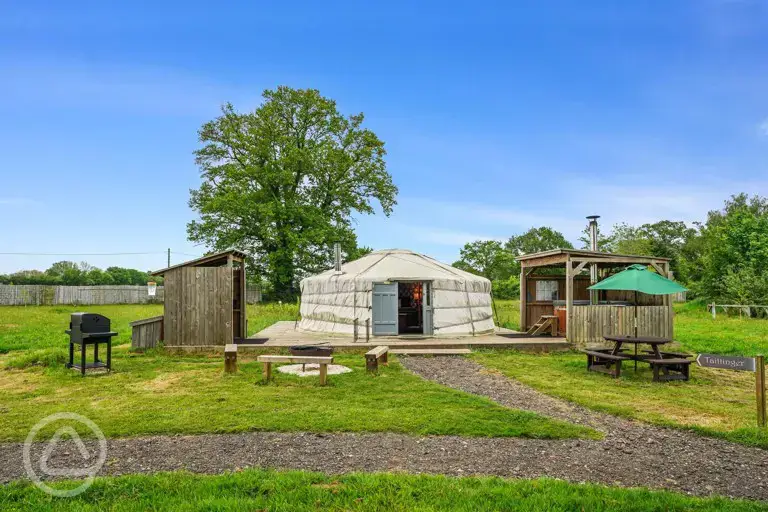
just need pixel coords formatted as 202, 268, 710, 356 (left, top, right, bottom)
648, 358, 692, 382
583, 350, 631, 378
257, 355, 334, 385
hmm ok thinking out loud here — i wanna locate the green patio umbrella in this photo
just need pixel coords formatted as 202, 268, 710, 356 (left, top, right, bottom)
588, 264, 688, 342
588, 264, 688, 296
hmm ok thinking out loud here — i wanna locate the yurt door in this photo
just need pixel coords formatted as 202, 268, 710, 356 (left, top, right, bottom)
422, 282, 433, 335
372, 282, 398, 335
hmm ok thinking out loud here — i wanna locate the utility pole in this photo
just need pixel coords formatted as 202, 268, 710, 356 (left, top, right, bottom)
167, 248, 171, 268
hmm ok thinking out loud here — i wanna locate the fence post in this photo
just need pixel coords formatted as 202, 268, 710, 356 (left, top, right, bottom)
711, 303, 716, 320
353, 318, 358, 342
365, 319, 370, 342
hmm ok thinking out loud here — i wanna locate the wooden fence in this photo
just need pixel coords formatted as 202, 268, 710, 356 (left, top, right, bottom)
708, 303, 768, 319
0, 284, 262, 306
570, 305, 672, 344
0, 285, 164, 305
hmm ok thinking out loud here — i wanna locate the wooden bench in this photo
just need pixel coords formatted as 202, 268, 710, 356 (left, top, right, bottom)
257, 355, 334, 385
224, 344, 238, 373
648, 358, 692, 382
584, 350, 630, 378
365, 346, 389, 372
643, 350, 693, 359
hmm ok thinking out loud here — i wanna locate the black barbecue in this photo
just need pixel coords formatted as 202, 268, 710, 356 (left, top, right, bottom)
65, 313, 117, 375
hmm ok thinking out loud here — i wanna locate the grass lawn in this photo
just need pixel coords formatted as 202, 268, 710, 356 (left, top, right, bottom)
493, 299, 520, 331
2, 469, 765, 512
476, 300, 768, 448
0, 303, 298, 353
0, 346, 594, 442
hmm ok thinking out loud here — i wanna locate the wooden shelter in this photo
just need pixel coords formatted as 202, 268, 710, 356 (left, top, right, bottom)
149, 250, 247, 348
517, 249, 674, 344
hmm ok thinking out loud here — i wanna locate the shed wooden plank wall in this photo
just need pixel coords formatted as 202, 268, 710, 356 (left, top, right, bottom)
570, 305, 672, 344
130, 316, 164, 350
163, 266, 233, 346
524, 275, 663, 306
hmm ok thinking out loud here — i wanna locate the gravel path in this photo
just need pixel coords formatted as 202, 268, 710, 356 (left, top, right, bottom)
399, 356, 768, 500
1, 357, 766, 501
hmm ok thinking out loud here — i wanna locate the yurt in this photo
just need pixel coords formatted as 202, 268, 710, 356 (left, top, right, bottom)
299, 249, 494, 337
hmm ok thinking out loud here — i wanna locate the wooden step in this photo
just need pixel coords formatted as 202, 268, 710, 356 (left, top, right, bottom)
389, 348, 471, 356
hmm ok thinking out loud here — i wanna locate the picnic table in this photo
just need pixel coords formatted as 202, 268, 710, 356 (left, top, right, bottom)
604, 335, 671, 370
585, 335, 693, 381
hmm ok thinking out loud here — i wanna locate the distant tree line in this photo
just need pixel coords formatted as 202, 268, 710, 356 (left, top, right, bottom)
0, 261, 163, 286
453, 194, 768, 305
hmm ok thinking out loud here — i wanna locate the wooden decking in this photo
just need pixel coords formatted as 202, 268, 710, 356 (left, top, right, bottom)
244, 321, 569, 351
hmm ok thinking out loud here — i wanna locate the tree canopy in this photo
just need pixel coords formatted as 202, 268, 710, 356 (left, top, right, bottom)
507, 227, 573, 257
188, 86, 397, 299
0, 262, 160, 286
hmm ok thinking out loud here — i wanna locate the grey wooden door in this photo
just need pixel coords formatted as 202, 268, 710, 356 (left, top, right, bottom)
372, 282, 398, 335
422, 281, 433, 335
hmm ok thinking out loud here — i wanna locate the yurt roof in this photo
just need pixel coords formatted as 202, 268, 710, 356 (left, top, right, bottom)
302, 249, 489, 283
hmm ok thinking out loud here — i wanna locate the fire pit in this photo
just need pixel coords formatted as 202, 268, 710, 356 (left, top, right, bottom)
289, 345, 333, 358
289, 345, 333, 371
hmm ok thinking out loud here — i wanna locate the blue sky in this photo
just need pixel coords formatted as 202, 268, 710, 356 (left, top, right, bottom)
1, 0, 767, 274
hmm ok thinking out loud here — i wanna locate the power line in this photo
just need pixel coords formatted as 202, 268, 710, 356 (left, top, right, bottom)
0, 251, 166, 256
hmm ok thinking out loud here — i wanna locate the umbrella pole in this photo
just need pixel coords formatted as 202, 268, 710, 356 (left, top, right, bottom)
634, 290, 638, 371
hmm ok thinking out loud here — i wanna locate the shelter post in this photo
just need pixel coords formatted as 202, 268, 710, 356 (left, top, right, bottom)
519, 264, 527, 331
565, 256, 573, 342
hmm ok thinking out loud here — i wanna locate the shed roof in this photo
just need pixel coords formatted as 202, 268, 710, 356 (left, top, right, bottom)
516, 248, 671, 265
151, 250, 247, 276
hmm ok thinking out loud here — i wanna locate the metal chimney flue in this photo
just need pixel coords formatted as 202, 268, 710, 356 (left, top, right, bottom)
587, 215, 600, 252
333, 242, 342, 274
586, 215, 600, 304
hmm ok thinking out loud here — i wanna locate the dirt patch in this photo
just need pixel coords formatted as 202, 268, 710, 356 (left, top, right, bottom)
1, 324, 20, 329
0, 374, 40, 394
140, 373, 183, 392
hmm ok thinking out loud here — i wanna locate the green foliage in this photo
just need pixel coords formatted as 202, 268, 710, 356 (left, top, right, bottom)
453, 228, 571, 284
695, 194, 768, 303
0, 262, 160, 286
508, 227, 573, 258
2, 470, 763, 512
492, 276, 520, 300
188, 86, 397, 300
602, 221, 698, 282
452, 240, 514, 281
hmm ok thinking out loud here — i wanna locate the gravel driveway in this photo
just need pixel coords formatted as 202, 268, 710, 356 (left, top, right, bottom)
1, 356, 766, 501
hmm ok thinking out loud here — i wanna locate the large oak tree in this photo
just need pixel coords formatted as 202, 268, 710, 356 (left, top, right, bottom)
188, 87, 398, 299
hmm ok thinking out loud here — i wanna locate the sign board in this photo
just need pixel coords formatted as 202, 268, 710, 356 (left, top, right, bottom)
696, 353, 765, 428
696, 354, 756, 372
147, 282, 157, 297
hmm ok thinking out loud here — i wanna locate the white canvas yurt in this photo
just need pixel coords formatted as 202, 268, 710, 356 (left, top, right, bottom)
299, 249, 494, 337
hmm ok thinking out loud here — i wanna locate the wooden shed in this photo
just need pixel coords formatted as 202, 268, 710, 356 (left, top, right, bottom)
517, 249, 674, 344
148, 250, 247, 348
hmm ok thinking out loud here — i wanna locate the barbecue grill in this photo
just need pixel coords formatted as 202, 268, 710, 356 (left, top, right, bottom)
65, 313, 117, 375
